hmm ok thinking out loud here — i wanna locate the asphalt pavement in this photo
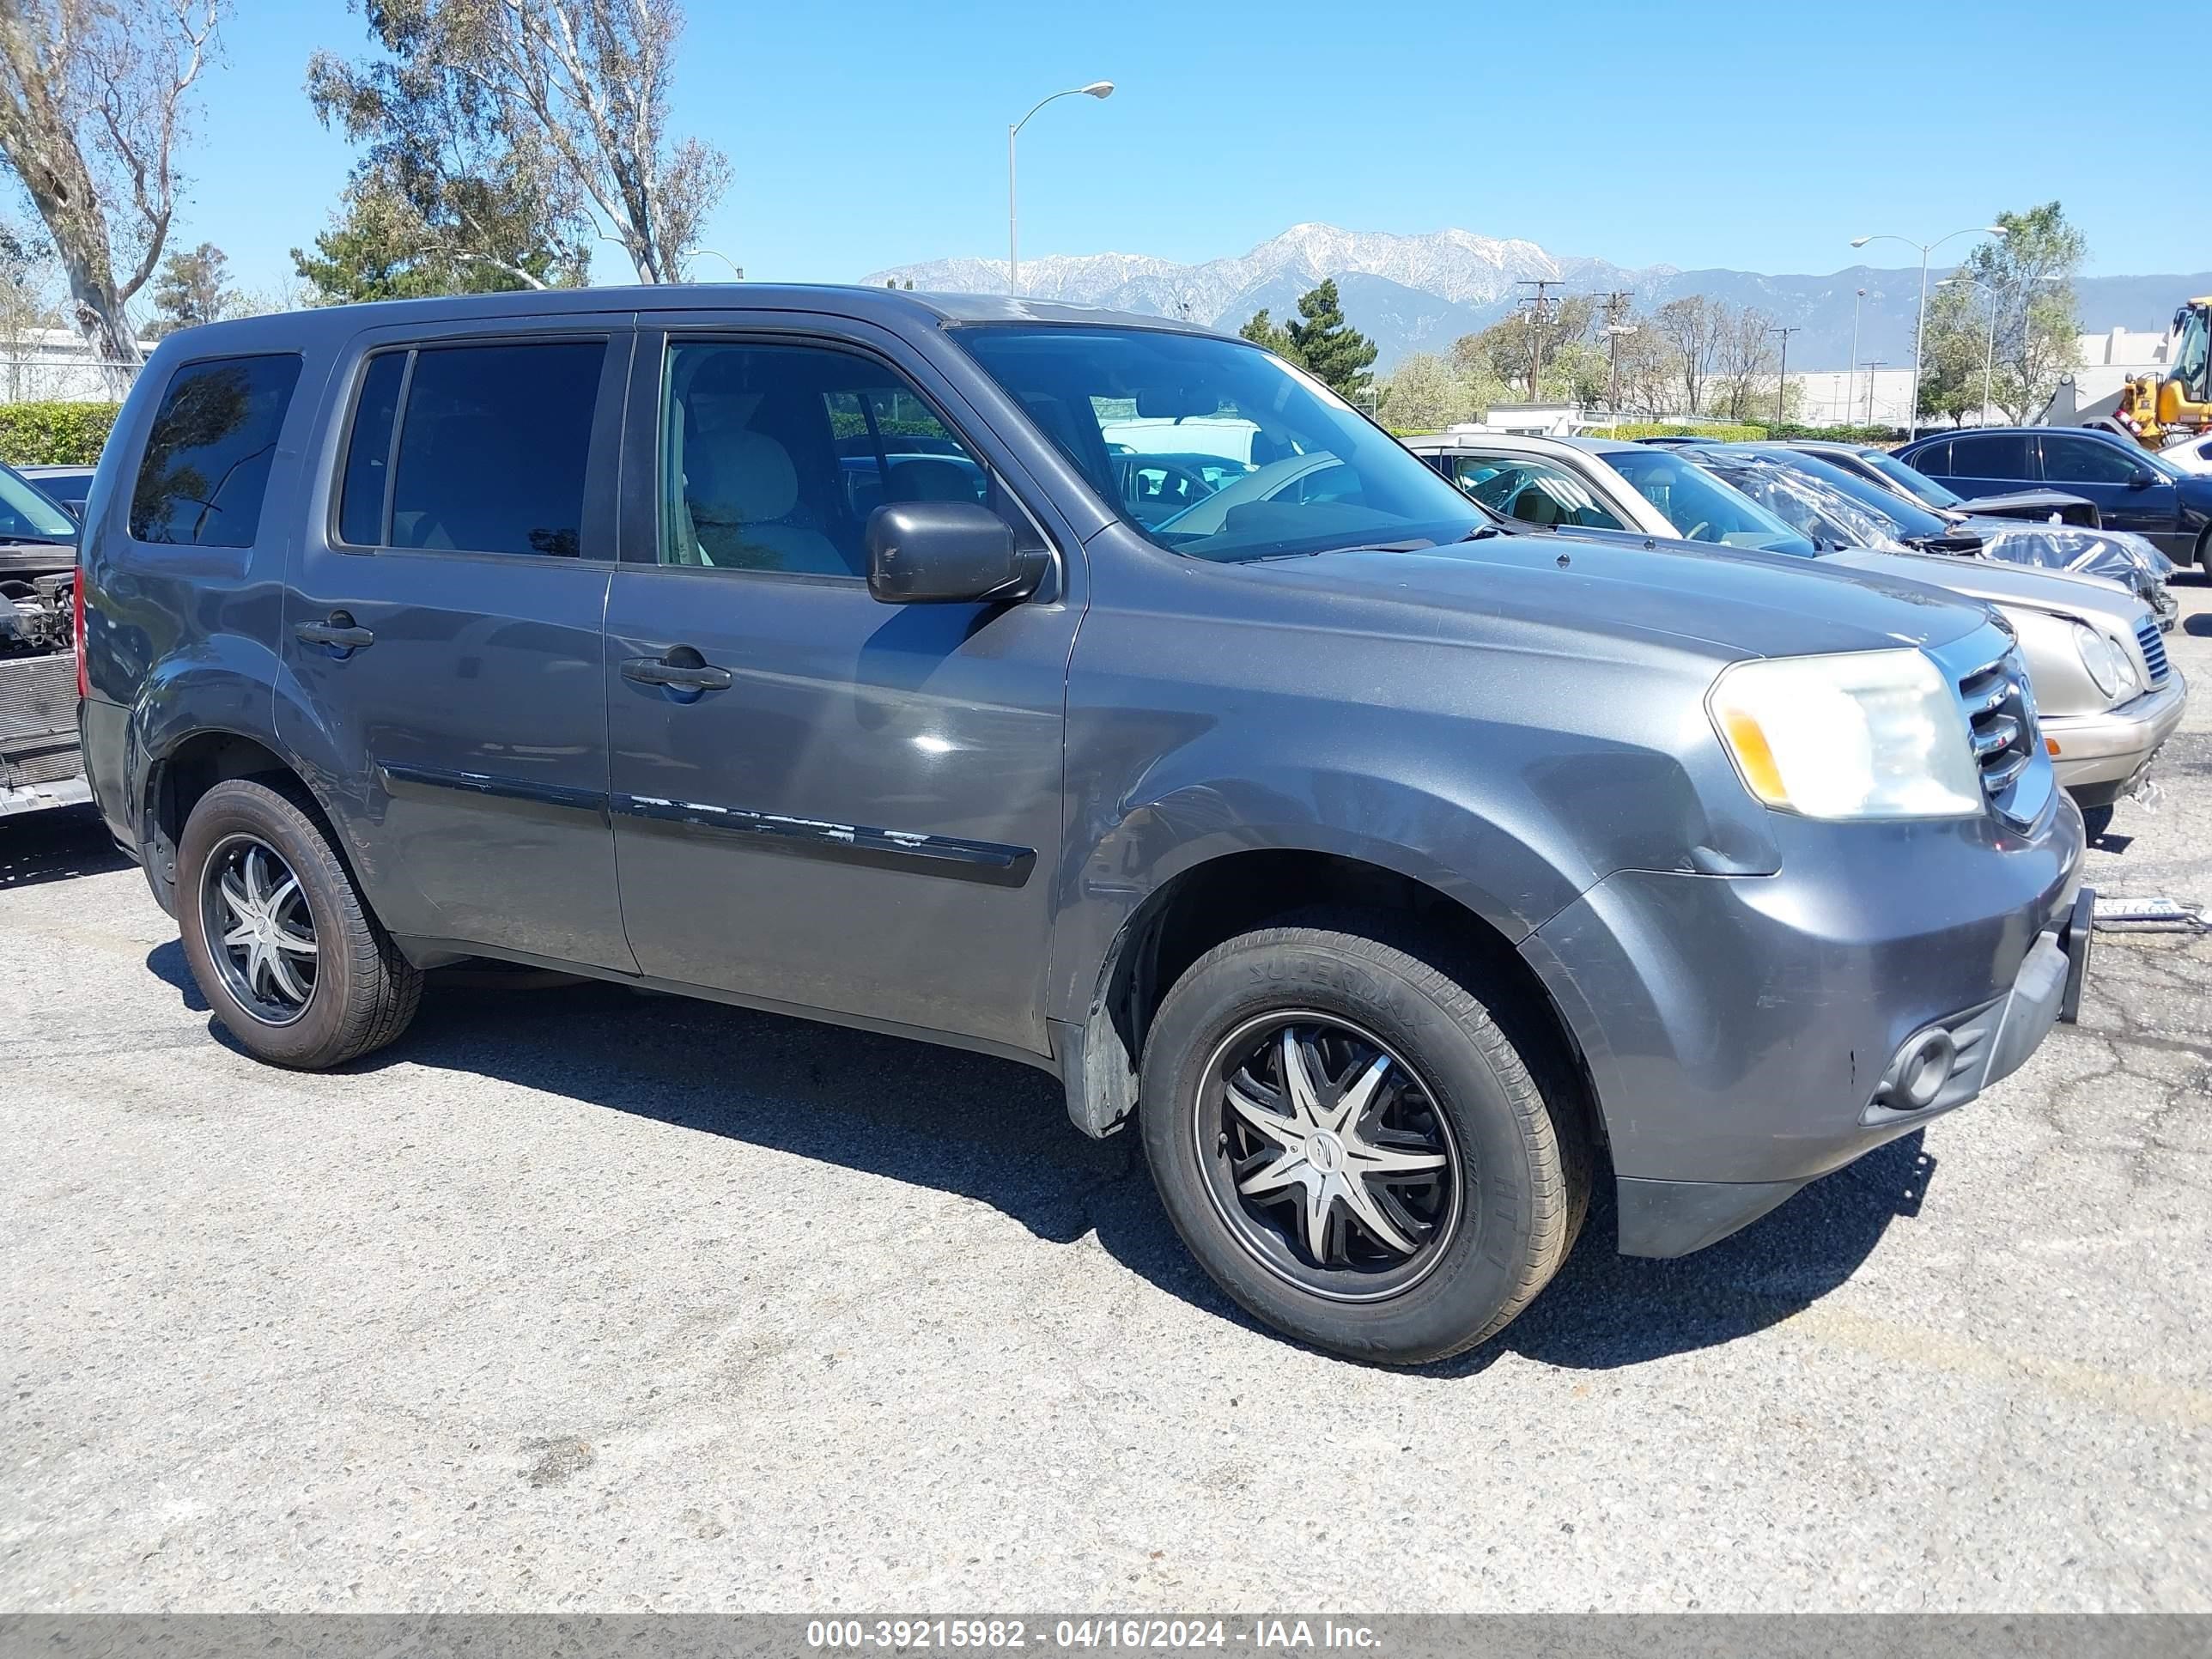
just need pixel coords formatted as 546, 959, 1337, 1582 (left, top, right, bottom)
3, 581, 2209, 1613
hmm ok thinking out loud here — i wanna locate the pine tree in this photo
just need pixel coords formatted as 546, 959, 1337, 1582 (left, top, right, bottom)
1239, 307, 1297, 358
1284, 280, 1377, 401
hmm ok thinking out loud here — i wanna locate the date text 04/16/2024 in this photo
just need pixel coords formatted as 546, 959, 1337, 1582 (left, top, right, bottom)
805, 1620, 1382, 1651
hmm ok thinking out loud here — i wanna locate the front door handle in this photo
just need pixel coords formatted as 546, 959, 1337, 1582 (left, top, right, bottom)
295, 613, 375, 652
622, 654, 732, 692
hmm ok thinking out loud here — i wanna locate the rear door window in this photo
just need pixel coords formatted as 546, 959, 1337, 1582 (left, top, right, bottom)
1906, 438, 1949, 475
1948, 433, 2029, 477
130, 354, 303, 547
335, 340, 605, 556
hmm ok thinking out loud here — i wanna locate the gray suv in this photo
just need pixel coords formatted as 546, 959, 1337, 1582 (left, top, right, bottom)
78, 288, 2088, 1364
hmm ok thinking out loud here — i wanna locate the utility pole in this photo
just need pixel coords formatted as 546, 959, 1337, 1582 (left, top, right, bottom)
1596, 289, 1634, 414
1514, 278, 1561, 400
1769, 325, 1801, 423
1863, 360, 1887, 427
1848, 288, 1866, 430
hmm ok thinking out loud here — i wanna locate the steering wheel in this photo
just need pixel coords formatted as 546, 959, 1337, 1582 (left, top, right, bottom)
1685, 520, 1712, 541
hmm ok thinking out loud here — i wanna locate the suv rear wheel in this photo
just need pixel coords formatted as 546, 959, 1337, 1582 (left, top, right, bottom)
176, 777, 422, 1068
1139, 915, 1589, 1365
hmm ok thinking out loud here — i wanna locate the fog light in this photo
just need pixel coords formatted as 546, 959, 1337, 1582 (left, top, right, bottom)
1881, 1027, 1956, 1110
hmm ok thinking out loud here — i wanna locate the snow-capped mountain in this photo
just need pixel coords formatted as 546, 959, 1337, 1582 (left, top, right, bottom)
860, 222, 2205, 375
866, 222, 1662, 331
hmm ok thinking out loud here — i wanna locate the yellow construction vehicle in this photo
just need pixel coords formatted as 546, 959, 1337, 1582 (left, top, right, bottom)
2112, 295, 2211, 449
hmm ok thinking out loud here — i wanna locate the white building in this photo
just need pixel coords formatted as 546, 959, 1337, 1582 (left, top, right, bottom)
0, 325, 149, 404
2040, 326, 2172, 425
1789, 367, 1918, 429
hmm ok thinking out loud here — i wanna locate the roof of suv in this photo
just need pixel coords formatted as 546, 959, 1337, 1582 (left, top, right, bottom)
145, 284, 1219, 356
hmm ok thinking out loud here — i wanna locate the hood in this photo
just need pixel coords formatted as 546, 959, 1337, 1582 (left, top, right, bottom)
1953, 517, 2174, 580
1822, 546, 2147, 629
1242, 526, 1990, 662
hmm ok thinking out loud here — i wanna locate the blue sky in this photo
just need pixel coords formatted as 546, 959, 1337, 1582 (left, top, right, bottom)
181, 0, 2199, 298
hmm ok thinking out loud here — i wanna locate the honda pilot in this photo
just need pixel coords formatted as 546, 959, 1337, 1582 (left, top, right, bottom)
78, 288, 2088, 1364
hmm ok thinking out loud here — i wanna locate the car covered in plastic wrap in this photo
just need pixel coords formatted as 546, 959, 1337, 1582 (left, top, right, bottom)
1723, 444, 2178, 632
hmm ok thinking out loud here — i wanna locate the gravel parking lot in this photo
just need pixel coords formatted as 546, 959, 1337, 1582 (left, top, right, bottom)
4, 583, 2209, 1614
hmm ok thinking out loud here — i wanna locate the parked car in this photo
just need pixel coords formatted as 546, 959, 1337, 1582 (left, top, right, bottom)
1409, 434, 2183, 836
1781, 440, 2100, 530
1631, 434, 1721, 447
16, 464, 96, 520
0, 459, 86, 818
80, 289, 2090, 1364
1728, 442, 2177, 630
2155, 431, 2212, 476
1898, 426, 2212, 574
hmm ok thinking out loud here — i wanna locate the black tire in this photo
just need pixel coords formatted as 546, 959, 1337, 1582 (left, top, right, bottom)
176, 776, 422, 1068
1139, 914, 1590, 1365
2197, 526, 2210, 579
2080, 801, 2114, 842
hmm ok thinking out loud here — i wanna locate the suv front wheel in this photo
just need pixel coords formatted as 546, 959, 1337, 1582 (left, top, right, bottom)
1139, 915, 1589, 1365
176, 777, 422, 1069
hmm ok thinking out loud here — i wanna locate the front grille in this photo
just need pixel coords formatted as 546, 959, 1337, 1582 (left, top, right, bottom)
2136, 617, 2170, 687
1957, 652, 2035, 801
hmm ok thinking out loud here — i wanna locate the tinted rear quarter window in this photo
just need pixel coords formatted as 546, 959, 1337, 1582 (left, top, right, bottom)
1906, 439, 1950, 474
131, 354, 303, 547
1948, 434, 2029, 477
353, 342, 603, 556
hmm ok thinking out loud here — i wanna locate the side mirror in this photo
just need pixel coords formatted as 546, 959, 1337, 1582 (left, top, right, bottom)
2126, 467, 2154, 490
866, 500, 1046, 605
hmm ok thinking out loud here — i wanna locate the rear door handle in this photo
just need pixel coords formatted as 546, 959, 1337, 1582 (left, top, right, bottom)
622, 654, 732, 692
295, 613, 375, 652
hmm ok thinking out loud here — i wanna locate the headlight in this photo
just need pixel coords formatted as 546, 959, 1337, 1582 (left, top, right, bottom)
1709, 648, 1984, 819
2071, 623, 2134, 700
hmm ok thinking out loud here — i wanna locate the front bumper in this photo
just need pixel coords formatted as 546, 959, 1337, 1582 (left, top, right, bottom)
1520, 797, 2084, 1257
2045, 671, 2187, 803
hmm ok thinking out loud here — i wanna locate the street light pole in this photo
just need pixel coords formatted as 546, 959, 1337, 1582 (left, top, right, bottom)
1850, 225, 2007, 441
1008, 81, 1115, 296
684, 248, 744, 282
1940, 276, 1999, 426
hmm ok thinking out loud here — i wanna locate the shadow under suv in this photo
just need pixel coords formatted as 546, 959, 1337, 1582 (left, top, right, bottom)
78, 287, 2088, 1364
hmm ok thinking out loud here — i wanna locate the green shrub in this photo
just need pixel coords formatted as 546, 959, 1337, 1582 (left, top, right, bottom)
1597, 421, 1769, 441
0, 401, 122, 466
1763, 420, 1907, 444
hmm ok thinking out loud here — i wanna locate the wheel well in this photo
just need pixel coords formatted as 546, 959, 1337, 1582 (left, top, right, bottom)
1068, 849, 1601, 1151
143, 732, 303, 908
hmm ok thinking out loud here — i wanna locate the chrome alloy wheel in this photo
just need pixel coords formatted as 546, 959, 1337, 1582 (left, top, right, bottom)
1194, 1011, 1463, 1302
200, 833, 319, 1025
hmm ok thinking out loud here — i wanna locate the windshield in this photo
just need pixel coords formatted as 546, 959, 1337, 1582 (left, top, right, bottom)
1603, 447, 1816, 555
0, 463, 80, 542
1862, 449, 1964, 509
1757, 447, 1955, 538
952, 325, 1484, 561
1693, 453, 1910, 552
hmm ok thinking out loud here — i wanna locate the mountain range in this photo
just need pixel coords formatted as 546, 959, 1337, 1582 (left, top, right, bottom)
861, 223, 2209, 377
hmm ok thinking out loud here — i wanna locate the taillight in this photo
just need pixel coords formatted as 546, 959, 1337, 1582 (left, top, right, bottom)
72, 564, 88, 701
